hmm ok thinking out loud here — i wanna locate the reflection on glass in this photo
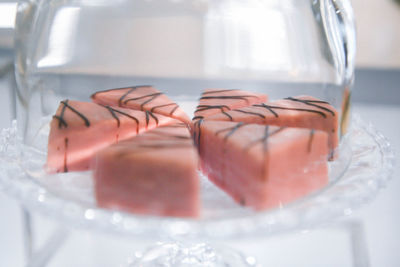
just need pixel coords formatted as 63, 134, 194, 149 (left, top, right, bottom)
37, 7, 80, 68
205, 1, 290, 73
0, 2, 17, 29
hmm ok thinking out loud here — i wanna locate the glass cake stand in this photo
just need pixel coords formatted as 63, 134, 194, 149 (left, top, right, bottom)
0, 114, 394, 266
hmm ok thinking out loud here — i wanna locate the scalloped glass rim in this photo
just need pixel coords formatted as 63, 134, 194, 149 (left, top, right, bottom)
0, 114, 395, 240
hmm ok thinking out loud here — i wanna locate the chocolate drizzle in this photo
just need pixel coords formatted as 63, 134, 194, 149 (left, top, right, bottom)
151, 103, 179, 116
63, 138, 69, 172
124, 92, 163, 109
192, 89, 264, 121
231, 109, 266, 120
192, 116, 204, 121
244, 126, 286, 152
53, 100, 90, 129
284, 97, 335, 116
307, 129, 315, 153
215, 122, 246, 141
193, 119, 204, 149
169, 105, 179, 116
253, 103, 327, 118
196, 105, 231, 112
145, 111, 159, 128
102, 105, 140, 133
212, 123, 286, 181
118, 87, 139, 106
199, 95, 258, 104
213, 97, 336, 122
243, 126, 286, 181
193, 105, 232, 121
104, 106, 121, 127
90, 85, 152, 103
92, 85, 182, 117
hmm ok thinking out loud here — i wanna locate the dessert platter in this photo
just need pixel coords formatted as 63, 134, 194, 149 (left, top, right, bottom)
0, 85, 395, 266
0, 86, 394, 241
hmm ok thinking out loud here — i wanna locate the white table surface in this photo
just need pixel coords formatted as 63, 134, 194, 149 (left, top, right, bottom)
0, 78, 399, 266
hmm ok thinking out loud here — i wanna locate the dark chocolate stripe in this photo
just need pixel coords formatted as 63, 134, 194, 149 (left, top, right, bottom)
53, 115, 67, 129
54, 100, 90, 128
195, 119, 203, 149
151, 103, 178, 116
221, 111, 233, 121
244, 127, 286, 152
192, 116, 204, 121
301, 99, 330, 104
254, 103, 326, 118
169, 105, 179, 116
284, 97, 335, 116
232, 109, 266, 119
242, 126, 286, 181
57, 99, 68, 128
254, 104, 278, 117
307, 129, 315, 153
140, 93, 163, 110
194, 105, 231, 121
150, 103, 175, 111
104, 105, 120, 127
195, 105, 231, 113
202, 89, 239, 95
90, 85, 152, 99
62, 100, 90, 127
119, 87, 139, 106
147, 111, 159, 125
269, 127, 286, 137
199, 95, 258, 104
124, 92, 162, 108
108, 107, 140, 133
215, 122, 245, 141
63, 138, 68, 172
145, 111, 150, 127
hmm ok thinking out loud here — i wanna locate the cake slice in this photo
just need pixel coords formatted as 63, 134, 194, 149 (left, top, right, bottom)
47, 100, 176, 173
91, 85, 190, 124
204, 96, 338, 157
93, 123, 200, 218
192, 88, 267, 146
198, 120, 329, 210
192, 88, 267, 122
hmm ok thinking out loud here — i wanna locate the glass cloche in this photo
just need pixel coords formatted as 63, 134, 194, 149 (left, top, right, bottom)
2, 0, 397, 265
9, 0, 367, 235
15, 0, 355, 143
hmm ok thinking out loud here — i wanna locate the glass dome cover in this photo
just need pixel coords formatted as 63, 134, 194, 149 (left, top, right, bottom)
11, 0, 357, 223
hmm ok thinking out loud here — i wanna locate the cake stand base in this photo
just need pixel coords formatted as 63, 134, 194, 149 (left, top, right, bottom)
124, 242, 259, 267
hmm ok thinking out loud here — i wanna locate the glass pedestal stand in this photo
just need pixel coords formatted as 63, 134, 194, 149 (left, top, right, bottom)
19, 215, 370, 267
0, 115, 394, 266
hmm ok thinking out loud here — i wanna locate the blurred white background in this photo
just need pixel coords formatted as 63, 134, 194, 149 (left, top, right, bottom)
352, 0, 400, 68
